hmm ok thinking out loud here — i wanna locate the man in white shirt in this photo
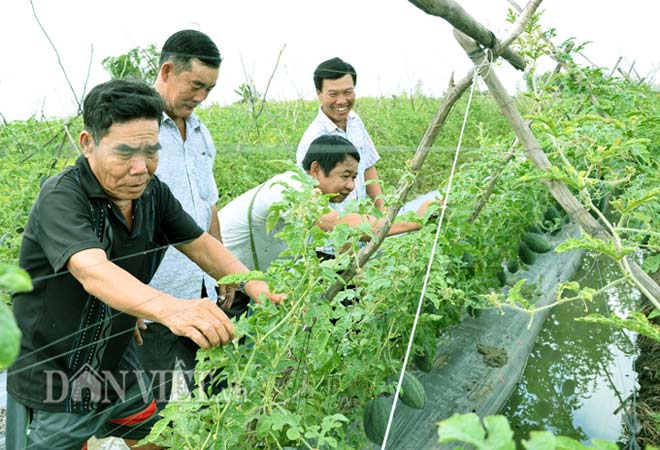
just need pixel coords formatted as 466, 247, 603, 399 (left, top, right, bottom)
297, 57, 384, 211
149, 30, 223, 306
220, 135, 432, 280
136, 30, 238, 426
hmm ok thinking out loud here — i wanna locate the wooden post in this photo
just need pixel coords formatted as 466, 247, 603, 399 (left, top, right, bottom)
324, 73, 474, 299
454, 29, 660, 308
323, 0, 543, 301
617, 66, 635, 83
469, 0, 614, 223
408, 0, 527, 70
609, 56, 623, 78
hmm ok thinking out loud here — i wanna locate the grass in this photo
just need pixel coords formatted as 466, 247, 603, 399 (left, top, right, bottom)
0, 92, 513, 305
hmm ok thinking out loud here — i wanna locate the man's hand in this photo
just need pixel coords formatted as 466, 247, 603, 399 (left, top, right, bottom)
133, 318, 147, 346
161, 298, 235, 349
217, 284, 236, 310
417, 199, 446, 220
244, 279, 286, 305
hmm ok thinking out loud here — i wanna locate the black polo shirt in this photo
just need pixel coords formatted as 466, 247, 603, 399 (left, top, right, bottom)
8, 155, 204, 412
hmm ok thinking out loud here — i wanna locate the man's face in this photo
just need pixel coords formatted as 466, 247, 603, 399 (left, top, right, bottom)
80, 119, 161, 202
311, 156, 359, 203
316, 74, 355, 127
159, 59, 219, 120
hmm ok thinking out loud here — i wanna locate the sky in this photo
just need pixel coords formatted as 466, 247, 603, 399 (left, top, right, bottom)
1, 0, 658, 122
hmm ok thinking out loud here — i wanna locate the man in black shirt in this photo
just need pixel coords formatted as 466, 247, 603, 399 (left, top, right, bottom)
6, 79, 282, 450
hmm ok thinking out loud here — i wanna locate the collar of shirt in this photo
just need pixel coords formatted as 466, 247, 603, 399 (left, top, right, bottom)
161, 111, 201, 132
315, 107, 356, 133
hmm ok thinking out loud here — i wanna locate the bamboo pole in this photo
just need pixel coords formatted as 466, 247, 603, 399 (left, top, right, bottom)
609, 56, 623, 78
454, 29, 660, 309
324, 73, 474, 299
469, 0, 611, 223
617, 66, 635, 83
323, 0, 543, 300
408, 0, 527, 70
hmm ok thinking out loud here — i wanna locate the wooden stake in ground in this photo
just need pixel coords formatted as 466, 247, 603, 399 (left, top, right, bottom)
323, 0, 543, 301
408, 0, 526, 71
323, 73, 474, 299
453, 29, 660, 309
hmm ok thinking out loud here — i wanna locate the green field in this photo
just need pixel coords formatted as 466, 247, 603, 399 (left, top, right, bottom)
1, 61, 659, 447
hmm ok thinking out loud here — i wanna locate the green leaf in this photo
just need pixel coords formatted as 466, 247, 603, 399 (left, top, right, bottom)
286, 426, 302, 440
0, 263, 32, 292
588, 439, 619, 450
621, 187, 660, 215
482, 415, 515, 449
257, 409, 304, 442
642, 254, 660, 274
0, 301, 21, 369
321, 413, 349, 432
555, 234, 634, 261
576, 312, 660, 342
438, 413, 485, 446
525, 114, 559, 137
256, 411, 287, 433
217, 270, 266, 285
527, 432, 614, 450
572, 114, 625, 128
143, 415, 171, 444
438, 414, 515, 449
554, 435, 588, 449
506, 279, 531, 309
523, 431, 558, 450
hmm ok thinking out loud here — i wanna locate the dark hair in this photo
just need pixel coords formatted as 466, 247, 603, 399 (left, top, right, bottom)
313, 57, 357, 91
83, 79, 164, 143
159, 29, 222, 71
302, 135, 360, 176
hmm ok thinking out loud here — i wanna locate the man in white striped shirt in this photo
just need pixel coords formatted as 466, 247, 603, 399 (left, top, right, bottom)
297, 57, 384, 211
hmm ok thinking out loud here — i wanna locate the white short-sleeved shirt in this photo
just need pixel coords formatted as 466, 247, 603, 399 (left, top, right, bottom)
149, 112, 219, 301
218, 171, 303, 271
296, 108, 380, 209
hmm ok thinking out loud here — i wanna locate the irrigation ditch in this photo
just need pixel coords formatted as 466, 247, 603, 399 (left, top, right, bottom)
374, 196, 593, 449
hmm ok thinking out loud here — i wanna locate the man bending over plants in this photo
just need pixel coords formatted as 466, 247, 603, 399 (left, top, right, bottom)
217, 134, 433, 312
5, 79, 283, 450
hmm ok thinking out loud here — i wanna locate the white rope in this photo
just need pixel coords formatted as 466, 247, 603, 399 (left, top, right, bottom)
380, 67, 481, 449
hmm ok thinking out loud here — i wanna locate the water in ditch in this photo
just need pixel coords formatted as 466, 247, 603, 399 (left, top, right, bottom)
501, 254, 641, 445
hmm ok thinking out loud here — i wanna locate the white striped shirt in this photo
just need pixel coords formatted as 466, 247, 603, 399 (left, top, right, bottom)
149, 112, 219, 302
